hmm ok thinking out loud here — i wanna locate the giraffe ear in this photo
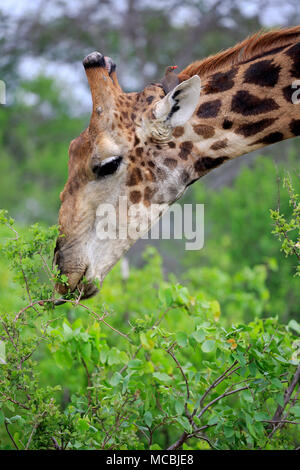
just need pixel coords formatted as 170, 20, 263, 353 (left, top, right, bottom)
154, 75, 201, 127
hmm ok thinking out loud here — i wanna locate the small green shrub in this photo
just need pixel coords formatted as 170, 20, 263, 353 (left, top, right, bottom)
0, 199, 299, 450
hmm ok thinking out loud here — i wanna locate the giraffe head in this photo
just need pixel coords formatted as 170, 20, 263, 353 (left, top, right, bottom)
54, 52, 201, 298
55, 26, 300, 299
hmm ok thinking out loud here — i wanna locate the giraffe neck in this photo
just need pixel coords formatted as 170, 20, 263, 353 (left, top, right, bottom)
179, 42, 300, 177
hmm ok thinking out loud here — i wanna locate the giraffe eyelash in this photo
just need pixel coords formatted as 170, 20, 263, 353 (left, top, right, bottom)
92, 156, 123, 178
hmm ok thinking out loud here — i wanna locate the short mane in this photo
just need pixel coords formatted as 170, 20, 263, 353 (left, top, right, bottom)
178, 26, 300, 80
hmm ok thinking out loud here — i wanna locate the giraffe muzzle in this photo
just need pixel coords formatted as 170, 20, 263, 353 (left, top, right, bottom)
83, 51, 116, 75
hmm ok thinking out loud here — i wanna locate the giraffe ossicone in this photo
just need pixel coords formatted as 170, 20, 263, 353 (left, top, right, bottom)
54, 26, 300, 300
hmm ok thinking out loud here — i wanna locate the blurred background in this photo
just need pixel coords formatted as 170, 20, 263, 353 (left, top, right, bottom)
1, 0, 300, 323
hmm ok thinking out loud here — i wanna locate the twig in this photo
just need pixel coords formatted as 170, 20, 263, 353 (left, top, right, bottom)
197, 386, 248, 420
51, 436, 62, 450
167, 386, 247, 450
0, 394, 30, 410
14, 297, 130, 340
272, 365, 300, 423
197, 360, 239, 410
164, 346, 191, 419
81, 358, 92, 407
25, 406, 50, 450
5, 421, 19, 450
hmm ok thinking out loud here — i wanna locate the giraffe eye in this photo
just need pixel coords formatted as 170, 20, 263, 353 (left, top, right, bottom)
92, 156, 123, 178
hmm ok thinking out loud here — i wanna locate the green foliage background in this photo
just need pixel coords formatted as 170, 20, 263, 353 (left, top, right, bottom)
0, 0, 300, 450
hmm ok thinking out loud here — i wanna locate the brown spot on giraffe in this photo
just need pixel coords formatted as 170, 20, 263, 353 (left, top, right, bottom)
285, 42, 300, 78
127, 167, 143, 186
194, 156, 229, 174
210, 139, 228, 151
231, 90, 279, 115
144, 186, 155, 205
130, 190, 142, 204
197, 99, 221, 118
282, 85, 295, 103
222, 119, 233, 129
243, 60, 281, 87
251, 131, 284, 146
290, 119, 300, 135
179, 141, 193, 160
236, 118, 276, 137
136, 147, 143, 157
173, 126, 185, 137
193, 124, 215, 138
204, 68, 237, 94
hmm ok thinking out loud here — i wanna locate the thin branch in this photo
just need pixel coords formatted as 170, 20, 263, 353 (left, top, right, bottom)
5, 421, 19, 450
167, 386, 247, 450
164, 346, 191, 418
197, 386, 248, 420
197, 360, 239, 410
25, 406, 49, 450
14, 297, 130, 340
272, 365, 300, 423
0, 394, 30, 410
51, 436, 62, 450
263, 420, 300, 425
81, 358, 92, 407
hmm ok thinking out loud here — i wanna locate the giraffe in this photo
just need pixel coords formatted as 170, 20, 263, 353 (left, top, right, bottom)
54, 26, 300, 300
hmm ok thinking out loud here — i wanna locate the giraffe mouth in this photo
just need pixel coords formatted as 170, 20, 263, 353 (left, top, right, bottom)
53, 243, 99, 304
54, 277, 100, 306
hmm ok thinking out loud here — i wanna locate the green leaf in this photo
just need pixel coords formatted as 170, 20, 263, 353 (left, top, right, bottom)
150, 444, 162, 450
273, 354, 289, 364
99, 347, 108, 364
242, 390, 253, 403
176, 332, 188, 348
54, 349, 73, 369
144, 411, 153, 427
191, 330, 205, 343
108, 347, 121, 365
254, 411, 269, 422
62, 322, 73, 339
109, 372, 122, 387
288, 319, 300, 335
207, 415, 219, 426
223, 425, 234, 438
175, 400, 185, 415
163, 287, 173, 306
153, 372, 172, 383
275, 393, 284, 407
201, 340, 216, 353
245, 415, 257, 438
77, 418, 89, 433
128, 359, 142, 369
80, 341, 91, 362
0, 341, 6, 364
290, 405, 300, 418
176, 416, 192, 433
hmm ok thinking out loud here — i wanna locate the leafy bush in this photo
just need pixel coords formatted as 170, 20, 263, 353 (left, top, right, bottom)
185, 156, 300, 322
0, 197, 299, 450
